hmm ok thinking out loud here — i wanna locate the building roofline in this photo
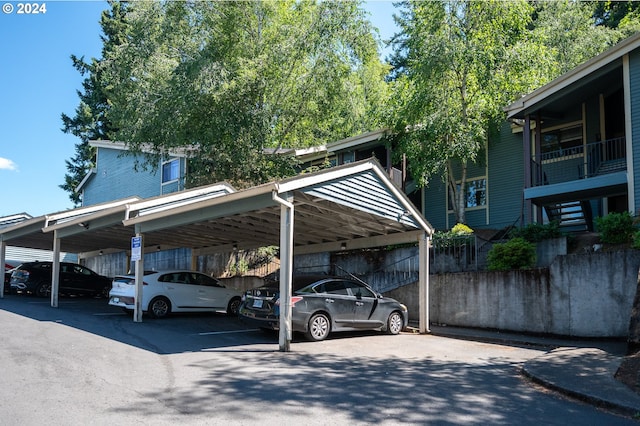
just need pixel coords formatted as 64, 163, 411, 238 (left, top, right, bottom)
89, 140, 190, 157
505, 32, 640, 119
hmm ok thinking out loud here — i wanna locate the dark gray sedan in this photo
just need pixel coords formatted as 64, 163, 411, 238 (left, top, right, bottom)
239, 275, 408, 341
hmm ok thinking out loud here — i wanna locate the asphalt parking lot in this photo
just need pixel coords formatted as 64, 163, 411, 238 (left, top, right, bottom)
0, 294, 636, 425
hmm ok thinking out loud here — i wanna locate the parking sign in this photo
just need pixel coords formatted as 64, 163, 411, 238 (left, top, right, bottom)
131, 236, 142, 261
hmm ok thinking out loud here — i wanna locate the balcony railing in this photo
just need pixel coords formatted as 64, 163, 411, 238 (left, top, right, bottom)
531, 137, 626, 187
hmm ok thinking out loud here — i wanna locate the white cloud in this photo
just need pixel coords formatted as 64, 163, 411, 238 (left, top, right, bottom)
0, 157, 17, 171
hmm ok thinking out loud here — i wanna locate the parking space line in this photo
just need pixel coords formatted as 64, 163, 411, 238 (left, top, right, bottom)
197, 329, 259, 336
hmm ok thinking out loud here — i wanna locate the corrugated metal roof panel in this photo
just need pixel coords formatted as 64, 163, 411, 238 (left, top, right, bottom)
0, 214, 32, 229
301, 169, 420, 229
5, 247, 77, 265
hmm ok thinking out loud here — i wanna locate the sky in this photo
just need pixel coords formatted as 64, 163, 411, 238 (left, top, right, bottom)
0, 0, 399, 218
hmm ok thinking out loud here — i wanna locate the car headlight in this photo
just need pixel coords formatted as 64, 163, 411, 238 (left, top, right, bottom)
400, 303, 408, 312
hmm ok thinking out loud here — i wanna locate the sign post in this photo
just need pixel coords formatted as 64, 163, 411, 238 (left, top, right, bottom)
132, 234, 144, 322
131, 236, 142, 262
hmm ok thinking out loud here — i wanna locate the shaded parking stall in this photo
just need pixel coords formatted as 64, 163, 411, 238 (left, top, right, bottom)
0, 160, 433, 351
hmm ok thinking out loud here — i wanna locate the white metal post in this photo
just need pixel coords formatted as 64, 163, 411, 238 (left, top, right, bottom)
419, 232, 430, 333
134, 227, 144, 323
51, 231, 61, 308
274, 191, 294, 352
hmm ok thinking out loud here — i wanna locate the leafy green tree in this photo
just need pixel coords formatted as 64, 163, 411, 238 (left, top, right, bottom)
387, 0, 539, 224
387, 0, 635, 225
592, 1, 640, 29
60, 1, 130, 205
100, 0, 388, 189
530, 0, 620, 75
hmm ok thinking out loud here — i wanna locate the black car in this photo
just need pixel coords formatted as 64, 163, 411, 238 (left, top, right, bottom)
4, 267, 12, 294
10, 261, 111, 298
239, 275, 408, 341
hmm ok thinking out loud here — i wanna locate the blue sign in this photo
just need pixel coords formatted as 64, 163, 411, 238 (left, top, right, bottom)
131, 236, 142, 261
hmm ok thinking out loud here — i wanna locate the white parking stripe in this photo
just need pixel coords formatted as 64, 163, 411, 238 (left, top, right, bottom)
197, 329, 260, 336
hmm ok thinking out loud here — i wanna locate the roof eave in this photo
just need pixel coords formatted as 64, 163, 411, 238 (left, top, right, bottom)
505, 32, 640, 119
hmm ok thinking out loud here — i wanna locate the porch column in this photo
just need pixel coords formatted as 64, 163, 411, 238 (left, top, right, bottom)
535, 112, 543, 223
623, 54, 636, 214
523, 114, 532, 226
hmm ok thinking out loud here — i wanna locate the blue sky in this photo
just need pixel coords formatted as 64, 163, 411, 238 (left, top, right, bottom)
0, 0, 398, 218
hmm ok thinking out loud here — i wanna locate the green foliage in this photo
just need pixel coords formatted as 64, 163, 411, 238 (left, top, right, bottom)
530, 0, 621, 75
432, 224, 474, 249
387, 0, 538, 224
509, 221, 561, 243
386, 0, 634, 225
487, 237, 536, 271
60, 1, 130, 204
100, 0, 389, 189
632, 231, 640, 250
595, 212, 635, 244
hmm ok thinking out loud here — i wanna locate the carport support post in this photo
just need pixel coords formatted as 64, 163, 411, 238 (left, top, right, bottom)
51, 231, 61, 308
134, 228, 144, 323
0, 238, 5, 298
274, 191, 294, 352
418, 232, 430, 333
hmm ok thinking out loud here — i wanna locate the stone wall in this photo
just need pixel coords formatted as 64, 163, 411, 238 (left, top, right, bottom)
386, 250, 640, 338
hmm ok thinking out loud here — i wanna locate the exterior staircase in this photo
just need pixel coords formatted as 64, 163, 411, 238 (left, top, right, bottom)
544, 201, 593, 232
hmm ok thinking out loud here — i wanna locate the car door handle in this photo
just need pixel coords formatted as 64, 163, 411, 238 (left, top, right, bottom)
355, 302, 364, 306
325, 299, 335, 303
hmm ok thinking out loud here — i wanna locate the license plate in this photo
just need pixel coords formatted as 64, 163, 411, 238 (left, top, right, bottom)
252, 299, 263, 308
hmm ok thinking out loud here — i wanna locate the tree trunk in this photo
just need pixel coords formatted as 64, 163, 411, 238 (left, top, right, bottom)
447, 159, 467, 225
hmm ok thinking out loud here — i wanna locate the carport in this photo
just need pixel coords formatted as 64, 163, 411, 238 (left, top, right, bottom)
0, 160, 433, 351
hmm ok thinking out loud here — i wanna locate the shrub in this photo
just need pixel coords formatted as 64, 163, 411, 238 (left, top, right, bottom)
595, 212, 634, 244
432, 223, 474, 249
509, 221, 561, 243
487, 237, 536, 271
633, 231, 640, 250
451, 223, 473, 235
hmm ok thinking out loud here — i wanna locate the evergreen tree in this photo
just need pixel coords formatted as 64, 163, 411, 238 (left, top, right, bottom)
60, 1, 129, 205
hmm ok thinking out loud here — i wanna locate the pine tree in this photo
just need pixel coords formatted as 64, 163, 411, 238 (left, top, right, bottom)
60, 1, 129, 205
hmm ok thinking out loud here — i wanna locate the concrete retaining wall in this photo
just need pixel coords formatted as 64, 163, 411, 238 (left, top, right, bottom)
386, 250, 640, 338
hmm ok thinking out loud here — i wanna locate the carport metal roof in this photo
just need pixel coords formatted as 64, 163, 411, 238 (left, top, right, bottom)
0, 159, 433, 351
122, 159, 430, 254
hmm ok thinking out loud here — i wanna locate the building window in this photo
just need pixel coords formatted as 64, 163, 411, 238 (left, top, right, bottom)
162, 159, 180, 183
448, 178, 487, 210
541, 123, 583, 156
465, 178, 486, 208
341, 152, 355, 164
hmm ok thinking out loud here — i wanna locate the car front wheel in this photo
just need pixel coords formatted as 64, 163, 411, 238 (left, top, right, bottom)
386, 311, 404, 335
148, 297, 171, 319
305, 313, 331, 342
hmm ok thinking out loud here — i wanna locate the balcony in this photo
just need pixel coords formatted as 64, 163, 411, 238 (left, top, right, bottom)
525, 137, 628, 205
